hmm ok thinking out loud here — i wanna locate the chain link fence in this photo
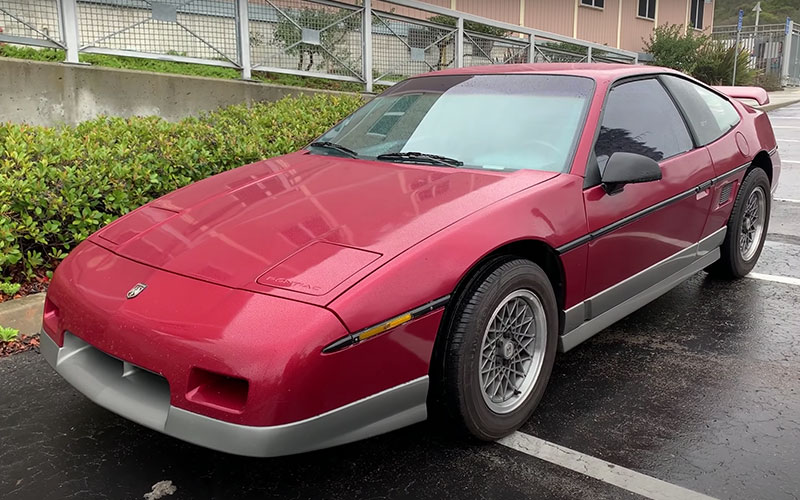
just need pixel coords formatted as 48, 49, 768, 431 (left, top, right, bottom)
713, 22, 800, 87
0, 0, 64, 48
0, 0, 638, 90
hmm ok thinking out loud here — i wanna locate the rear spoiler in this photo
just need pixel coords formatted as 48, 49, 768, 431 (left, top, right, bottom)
712, 86, 770, 106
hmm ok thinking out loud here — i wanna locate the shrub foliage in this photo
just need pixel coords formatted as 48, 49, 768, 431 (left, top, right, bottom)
644, 24, 763, 87
0, 94, 363, 283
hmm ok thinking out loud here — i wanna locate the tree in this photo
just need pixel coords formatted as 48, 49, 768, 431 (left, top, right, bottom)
425, 15, 510, 69
643, 24, 709, 74
273, 8, 360, 72
714, 0, 799, 26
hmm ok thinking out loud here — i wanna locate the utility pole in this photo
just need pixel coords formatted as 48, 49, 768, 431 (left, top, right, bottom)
753, 1, 762, 34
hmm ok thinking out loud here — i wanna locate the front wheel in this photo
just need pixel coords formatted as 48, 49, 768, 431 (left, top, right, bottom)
438, 259, 558, 441
707, 168, 771, 279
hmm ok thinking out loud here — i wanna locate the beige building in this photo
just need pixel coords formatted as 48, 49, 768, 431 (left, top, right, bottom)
402, 0, 715, 53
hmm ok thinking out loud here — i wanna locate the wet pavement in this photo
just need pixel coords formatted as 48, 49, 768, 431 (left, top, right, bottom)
2, 104, 800, 500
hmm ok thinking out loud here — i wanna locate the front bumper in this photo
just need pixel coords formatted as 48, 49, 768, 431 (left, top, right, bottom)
41, 331, 428, 457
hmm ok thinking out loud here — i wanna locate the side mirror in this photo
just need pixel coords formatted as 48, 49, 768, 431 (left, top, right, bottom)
601, 152, 662, 195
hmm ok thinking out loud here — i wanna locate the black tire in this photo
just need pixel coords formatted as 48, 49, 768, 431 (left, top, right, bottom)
434, 259, 558, 441
706, 168, 771, 279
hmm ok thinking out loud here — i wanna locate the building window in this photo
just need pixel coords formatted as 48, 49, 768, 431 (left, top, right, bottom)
690, 0, 704, 29
638, 0, 656, 19
580, 0, 604, 9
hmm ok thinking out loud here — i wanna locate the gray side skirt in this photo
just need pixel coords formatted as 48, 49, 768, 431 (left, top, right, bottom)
559, 227, 726, 352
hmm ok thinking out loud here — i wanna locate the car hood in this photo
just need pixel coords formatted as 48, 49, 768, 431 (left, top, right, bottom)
92, 152, 557, 303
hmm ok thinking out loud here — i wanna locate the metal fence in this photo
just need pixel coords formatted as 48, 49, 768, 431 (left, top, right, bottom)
712, 21, 800, 87
0, 0, 638, 91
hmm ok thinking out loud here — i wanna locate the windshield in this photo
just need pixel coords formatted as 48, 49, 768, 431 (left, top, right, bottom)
312, 74, 594, 172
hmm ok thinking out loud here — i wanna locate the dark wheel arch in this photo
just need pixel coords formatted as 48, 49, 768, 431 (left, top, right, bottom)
749, 150, 773, 185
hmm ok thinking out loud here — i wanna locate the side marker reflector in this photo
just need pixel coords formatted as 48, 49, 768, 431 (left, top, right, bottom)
322, 295, 450, 354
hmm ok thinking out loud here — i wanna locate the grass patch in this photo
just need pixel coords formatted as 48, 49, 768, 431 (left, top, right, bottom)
0, 327, 19, 343
0, 45, 375, 92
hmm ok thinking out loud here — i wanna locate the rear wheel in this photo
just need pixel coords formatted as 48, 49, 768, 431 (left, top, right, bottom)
436, 259, 558, 441
707, 168, 771, 279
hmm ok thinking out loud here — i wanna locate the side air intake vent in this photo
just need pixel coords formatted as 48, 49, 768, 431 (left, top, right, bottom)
719, 182, 734, 205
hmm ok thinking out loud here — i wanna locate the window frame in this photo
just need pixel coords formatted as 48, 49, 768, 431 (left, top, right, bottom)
580, 0, 605, 10
315, 73, 598, 174
637, 0, 656, 20
689, 0, 704, 30
582, 73, 697, 188
657, 74, 742, 148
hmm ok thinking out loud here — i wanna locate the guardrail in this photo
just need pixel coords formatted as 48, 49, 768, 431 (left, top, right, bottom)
0, 0, 639, 91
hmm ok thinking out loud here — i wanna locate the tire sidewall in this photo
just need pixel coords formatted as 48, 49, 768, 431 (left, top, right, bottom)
454, 260, 558, 440
726, 169, 771, 277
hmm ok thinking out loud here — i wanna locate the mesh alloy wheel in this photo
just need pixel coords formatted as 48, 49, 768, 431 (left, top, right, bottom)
739, 186, 766, 262
479, 290, 547, 415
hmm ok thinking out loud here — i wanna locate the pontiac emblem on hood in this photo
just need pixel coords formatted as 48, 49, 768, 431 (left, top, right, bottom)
126, 283, 147, 299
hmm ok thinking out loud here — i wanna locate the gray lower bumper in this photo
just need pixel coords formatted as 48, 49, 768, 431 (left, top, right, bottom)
41, 331, 428, 457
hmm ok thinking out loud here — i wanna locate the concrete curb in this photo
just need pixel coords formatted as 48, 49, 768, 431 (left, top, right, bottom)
0, 293, 45, 336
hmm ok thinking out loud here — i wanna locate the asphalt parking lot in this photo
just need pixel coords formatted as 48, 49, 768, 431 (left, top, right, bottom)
2, 103, 800, 500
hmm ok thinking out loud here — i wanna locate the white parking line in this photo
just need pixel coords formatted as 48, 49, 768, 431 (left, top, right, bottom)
498, 432, 718, 500
782, 160, 800, 164
747, 273, 800, 286
776, 197, 800, 203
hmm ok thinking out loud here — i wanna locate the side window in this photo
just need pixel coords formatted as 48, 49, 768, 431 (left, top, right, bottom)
595, 79, 693, 172
661, 75, 740, 146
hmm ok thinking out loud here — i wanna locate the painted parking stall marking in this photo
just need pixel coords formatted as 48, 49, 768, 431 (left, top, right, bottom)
498, 432, 719, 500
747, 272, 800, 286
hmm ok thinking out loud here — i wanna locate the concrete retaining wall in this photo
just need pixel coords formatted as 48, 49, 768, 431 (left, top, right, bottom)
0, 294, 45, 337
0, 58, 354, 126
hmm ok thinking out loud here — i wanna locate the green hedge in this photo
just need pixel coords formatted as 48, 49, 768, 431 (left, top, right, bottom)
0, 93, 363, 284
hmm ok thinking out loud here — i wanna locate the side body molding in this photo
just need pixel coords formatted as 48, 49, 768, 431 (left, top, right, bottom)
559, 227, 726, 352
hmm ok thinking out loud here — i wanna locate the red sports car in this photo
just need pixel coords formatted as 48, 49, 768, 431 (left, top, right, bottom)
41, 64, 780, 457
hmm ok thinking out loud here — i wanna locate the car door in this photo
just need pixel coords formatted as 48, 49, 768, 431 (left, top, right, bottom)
582, 77, 715, 316
659, 75, 746, 242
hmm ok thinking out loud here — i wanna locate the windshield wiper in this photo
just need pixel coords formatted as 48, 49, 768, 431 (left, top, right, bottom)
376, 152, 464, 167
308, 141, 359, 158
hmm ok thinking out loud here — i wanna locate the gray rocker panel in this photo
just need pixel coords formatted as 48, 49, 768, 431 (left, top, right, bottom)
559, 227, 726, 352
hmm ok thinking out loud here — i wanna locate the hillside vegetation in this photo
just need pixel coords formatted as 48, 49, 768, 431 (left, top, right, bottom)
715, 0, 799, 27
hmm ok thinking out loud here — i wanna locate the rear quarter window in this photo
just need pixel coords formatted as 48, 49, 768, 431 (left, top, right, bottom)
661, 75, 741, 146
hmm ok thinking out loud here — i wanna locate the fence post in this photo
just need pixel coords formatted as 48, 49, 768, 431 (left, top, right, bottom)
782, 20, 793, 86
236, 0, 252, 80
363, 0, 373, 93
59, 0, 80, 63
455, 17, 464, 68
732, 30, 741, 85
587, 46, 592, 63
527, 34, 535, 63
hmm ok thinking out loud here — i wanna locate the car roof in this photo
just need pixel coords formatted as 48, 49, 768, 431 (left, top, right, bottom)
416, 63, 681, 81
